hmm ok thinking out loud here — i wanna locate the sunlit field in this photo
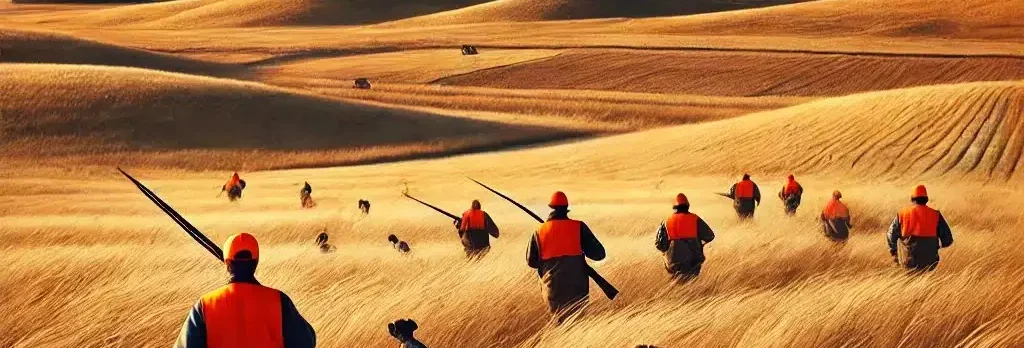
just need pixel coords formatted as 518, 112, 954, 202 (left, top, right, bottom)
2, 0, 1023, 346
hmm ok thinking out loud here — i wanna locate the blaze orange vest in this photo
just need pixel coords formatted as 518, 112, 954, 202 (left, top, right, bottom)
200, 283, 284, 348
898, 205, 939, 238
460, 209, 486, 230
821, 199, 849, 220
735, 180, 754, 198
225, 174, 240, 190
536, 220, 583, 261
666, 213, 698, 240
783, 180, 801, 196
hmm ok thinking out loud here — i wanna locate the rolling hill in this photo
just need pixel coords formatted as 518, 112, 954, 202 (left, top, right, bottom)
455, 81, 1024, 180
436, 49, 1024, 96
387, 0, 809, 27
632, 0, 1024, 42
0, 64, 588, 170
63, 0, 488, 27
0, 28, 236, 75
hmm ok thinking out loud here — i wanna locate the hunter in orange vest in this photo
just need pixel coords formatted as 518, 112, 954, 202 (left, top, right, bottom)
527, 191, 606, 323
457, 200, 500, 258
820, 190, 852, 242
221, 172, 246, 202
655, 193, 715, 281
728, 174, 761, 219
778, 174, 803, 215
174, 233, 316, 348
886, 185, 953, 271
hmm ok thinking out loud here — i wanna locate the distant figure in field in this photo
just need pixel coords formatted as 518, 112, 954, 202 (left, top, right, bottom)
388, 234, 411, 254
887, 185, 954, 272
174, 233, 316, 348
778, 174, 803, 215
388, 319, 427, 348
220, 172, 246, 202
300, 182, 316, 209
727, 174, 761, 219
457, 200, 499, 259
655, 193, 715, 281
316, 230, 336, 253
358, 199, 371, 215
820, 190, 852, 242
527, 191, 606, 323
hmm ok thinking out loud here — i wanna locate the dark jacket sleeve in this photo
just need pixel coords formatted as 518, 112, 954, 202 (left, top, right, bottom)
280, 293, 316, 348
527, 234, 540, 269
937, 213, 953, 248
580, 222, 606, 261
697, 217, 715, 243
728, 184, 737, 199
887, 215, 901, 255
484, 213, 499, 238
753, 184, 762, 204
174, 301, 206, 348
655, 222, 669, 252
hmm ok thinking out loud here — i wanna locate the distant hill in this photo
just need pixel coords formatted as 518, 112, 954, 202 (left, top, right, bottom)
517, 81, 1024, 179
386, 0, 809, 27
0, 28, 236, 75
435, 49, 1024, 96
68, 0, 488, 27
0, 64, 584, 170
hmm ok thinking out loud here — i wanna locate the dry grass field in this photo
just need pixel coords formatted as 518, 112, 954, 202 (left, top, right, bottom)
2, 0, 1024, 347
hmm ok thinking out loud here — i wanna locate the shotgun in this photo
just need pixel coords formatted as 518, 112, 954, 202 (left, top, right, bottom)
468, 177, 619, 300
403, 193, 461, 224
119, 168, 224, 262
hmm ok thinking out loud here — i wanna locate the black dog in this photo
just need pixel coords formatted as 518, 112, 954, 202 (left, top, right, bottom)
388, 319, 426, 348
358, 199, 371, 215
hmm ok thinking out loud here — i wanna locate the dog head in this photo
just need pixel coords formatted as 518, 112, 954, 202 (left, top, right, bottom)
388, 319, 418, 341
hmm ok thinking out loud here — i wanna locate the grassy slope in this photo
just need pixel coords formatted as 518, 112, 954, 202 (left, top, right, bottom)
0, 64, 590, 170
0, 28, 237, 75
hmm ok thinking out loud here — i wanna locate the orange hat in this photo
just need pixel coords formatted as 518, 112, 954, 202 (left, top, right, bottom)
223, 233, 259, 261
549, 191, 569, 207
674, 193, 689, 206
832, 190, 842, 199
911, 185, 928, 199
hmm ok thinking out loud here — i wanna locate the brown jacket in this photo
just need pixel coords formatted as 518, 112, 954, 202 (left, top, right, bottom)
458, 210, 499, 253
655, 210, 715, 275
526, 211, 605, 317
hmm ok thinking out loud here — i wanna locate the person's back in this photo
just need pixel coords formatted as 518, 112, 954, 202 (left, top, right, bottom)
778, 174, 803, 215
729, 174, 761, 218
175, 233, 316, 348
821, 190, 851, 241
526, 191, 605, 323
655, 194, 715, 280
458, 200, 499, 257
887, 185, 953, 271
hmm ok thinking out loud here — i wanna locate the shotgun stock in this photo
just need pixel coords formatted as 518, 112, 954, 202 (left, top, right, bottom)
468, 177, 618, 300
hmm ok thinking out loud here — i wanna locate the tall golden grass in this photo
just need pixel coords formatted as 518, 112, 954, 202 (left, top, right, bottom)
3, 168, 1023, 347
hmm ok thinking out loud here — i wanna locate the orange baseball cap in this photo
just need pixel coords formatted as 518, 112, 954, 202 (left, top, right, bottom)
223, 233, 259, 261
911, 185, 928, 199
674, 193, 689, 206
549, 191, 569, 207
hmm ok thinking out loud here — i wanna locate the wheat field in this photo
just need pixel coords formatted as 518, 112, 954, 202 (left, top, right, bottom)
2, 0, 1023, 346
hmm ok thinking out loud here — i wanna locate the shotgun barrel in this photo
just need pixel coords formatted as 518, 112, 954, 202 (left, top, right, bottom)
119, 168, 224, 262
